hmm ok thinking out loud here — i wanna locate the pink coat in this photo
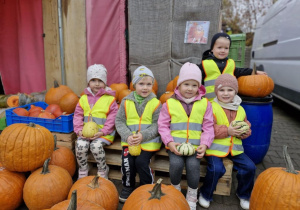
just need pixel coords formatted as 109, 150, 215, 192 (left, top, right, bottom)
158, 86, 215, 148
73, 87, 118, 136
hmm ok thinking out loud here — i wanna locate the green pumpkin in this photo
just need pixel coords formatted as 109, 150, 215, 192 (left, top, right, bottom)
176, 142, 195, 156
231, 120, 250, 134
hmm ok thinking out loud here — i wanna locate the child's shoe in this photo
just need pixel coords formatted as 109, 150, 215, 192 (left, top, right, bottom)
198, 193, 210, 208
186, 187, 198, 210
78, 168, 89, 180
171, 183, 181, 191
97, 166, 109, 179
236, 194, 250, 210
119, 187, 135, 203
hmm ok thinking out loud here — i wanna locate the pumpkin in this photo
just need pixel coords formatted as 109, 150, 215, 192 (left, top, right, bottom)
166, 80, 174, 92
68, 176, 119, 210
250, 145, 300, 210
29, 109, 43, 117
231, 120, 250, 134
0, 163, 26, 210
159, 91, 174, 104
110, 83, 129, 100
23, 158, 73, 210
237, 65, 274, 97
59, 92, 79, 114
13, 107, 29, 116
6, 95, 19, 107
123, 178, 189, 209
118, 89, 132, 103
128, 144, 141, 156
45, 80, 74, 105
45, 104, 63, 117
50, 190, 105, 210
0, 94, 11, 108
29, 104, 44, 113
173, 75, 179, 88
129, 81, 135, 91
82, 116, 99, 138
39, 110, 56, 119
18, 93, 36, 106
0, 123, 54, 172
49, 135, 76, 177
177, 142, 195, 156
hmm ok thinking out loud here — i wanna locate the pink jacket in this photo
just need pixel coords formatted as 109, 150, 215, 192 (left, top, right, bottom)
158, 86, 215, 148
73, 87, 118, 136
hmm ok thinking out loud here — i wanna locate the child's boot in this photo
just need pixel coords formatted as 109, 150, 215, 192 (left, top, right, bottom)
186, 187, 198, 210
236, 194, 250, 210
97, 165, 109, 179
78, 167, 89, 180
171, 183, 181, 192
119, 186, 135, 203
198, 193, 210, 208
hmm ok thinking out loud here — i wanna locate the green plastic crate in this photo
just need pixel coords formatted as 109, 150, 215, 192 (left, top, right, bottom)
229, 34, 246, 68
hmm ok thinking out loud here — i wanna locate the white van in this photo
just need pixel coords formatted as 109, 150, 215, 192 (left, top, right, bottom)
251, 0, 300, 109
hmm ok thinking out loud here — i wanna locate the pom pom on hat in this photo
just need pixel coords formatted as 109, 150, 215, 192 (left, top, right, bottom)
87, 64, 107, 84
132, 66, 154, 84
214, 74, 238, 94
177, 62, 202, 86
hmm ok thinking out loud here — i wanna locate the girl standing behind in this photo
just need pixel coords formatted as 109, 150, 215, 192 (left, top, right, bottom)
115, 66, 162, 203
73, 64, 118, 179
158, 62, 214, 210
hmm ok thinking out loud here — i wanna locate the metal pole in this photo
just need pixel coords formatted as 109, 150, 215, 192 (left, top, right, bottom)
58, 0, 66, 85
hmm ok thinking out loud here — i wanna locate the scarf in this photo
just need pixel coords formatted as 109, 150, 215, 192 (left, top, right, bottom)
181, 96, 196, 104
134, 91, 145, 104
213, 95, 242, 111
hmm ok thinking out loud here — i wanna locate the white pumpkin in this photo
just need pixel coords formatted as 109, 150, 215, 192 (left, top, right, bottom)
231, 120, 250, 134
176, 142, 195, 156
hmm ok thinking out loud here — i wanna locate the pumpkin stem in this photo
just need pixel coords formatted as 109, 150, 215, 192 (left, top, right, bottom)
88, 176, 100, 189
28, 122, 36, 127
54, 80, 60, 88
41, 158, 51, 175
252, 63, 257, 75
148, 178, 165, 200
283, 145, 298, 174
53, 135, 59, 151
67, 190, 77, 210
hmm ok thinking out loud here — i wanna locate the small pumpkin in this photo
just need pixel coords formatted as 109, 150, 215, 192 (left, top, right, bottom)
118, 89, 132, 103
45, 104, 63, 117
59, 92, 79, 114
0, 122, 54, 172
173, 75, 179, 88
123, 178, 189, 209
13, 107, 29, 116
176, 142, 195, 156
250, 145, 300, 210
166, 80, 174, 92
159, 91, 174, 104
110, 83, 129, 100
68, 176, 119, 210
39, 110, 56, 119
0, 163, 26, 210
231, 120, 250, 134
49, 135, 77, 177
29, 104, 44, 113
50, 190, 105, 210
23, 158, 73, 210
6, 95, 19, 107
82, 115, 99, 138
45, 80, 74, 105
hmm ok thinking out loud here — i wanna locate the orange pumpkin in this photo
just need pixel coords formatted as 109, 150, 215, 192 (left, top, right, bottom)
250, 146, 300, 210
110, 83, 129, 100
129, 81, 135, 91
166, 80, 174, 91
39, 110, 56, 119
68, 176, 119, 210
45, 80, 74, 105
173, 75, 179, 88
59, 92, 79, 114
123, 178, 189, 209
46, 104, 63, 118
13, 107, 29, 116
159, 91, 174, 104
49, 135, 76, 177
23, 158, 73, 210
238, 69, 274, 97
0, 123, 54, 172
29, 104, 43, 114
6, 95, 19, 107
0, 163, 26, 210
29, 109, 43, 117
50, 190, 105, 210
118, 89, 132, 103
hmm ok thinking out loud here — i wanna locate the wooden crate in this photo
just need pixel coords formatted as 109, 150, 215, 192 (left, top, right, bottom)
87, 138, 233, 196
53, 132, 77, 150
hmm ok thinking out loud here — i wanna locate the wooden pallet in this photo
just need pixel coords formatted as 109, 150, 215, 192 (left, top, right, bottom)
87, 138, 233, 196
53, 132, 77, 150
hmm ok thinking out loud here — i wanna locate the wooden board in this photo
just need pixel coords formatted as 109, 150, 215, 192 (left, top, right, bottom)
57, 140, 75, 150
52, 132, 77, 142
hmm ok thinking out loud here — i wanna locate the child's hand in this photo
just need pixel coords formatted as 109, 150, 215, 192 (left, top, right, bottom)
90, 131, 104, 140
127, 133, 142, 146
196, 144, 207, 159
228, 123, 244, 137
256, 70, 267, 75
78, 131, 87, 140
168, 142, 181, 156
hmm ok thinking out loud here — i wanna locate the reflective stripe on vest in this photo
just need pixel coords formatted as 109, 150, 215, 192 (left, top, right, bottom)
167, 98, 208, 149
205, 102, 246, 157
202, 59, 235, 101
79, 94, 116, 143
122, 98, 162, 151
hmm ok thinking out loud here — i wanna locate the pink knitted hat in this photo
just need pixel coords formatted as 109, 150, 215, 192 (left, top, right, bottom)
177, 62, 202, 87
214, 74, 238, 94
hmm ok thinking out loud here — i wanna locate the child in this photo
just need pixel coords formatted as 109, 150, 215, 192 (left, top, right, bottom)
198, 74, 256, 210
198, 32, 267, 101
115, 66, 162, 203
73, 64, 118, 179
158, 62, 214, 210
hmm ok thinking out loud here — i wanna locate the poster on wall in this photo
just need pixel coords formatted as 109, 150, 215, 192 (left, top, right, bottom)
184, 21, 210, 44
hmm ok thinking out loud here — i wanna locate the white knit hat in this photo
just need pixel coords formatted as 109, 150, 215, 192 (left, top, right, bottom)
87, 64, 107, 84
132, 66, 154, 84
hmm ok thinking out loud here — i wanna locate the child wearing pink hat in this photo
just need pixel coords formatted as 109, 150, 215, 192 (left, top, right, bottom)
198, 74, 255, 210
158, 62, 214, 210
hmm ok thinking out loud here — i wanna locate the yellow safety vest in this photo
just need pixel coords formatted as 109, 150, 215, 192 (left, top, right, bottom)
79, 94, 116, 144
122, 98, 162, 151
205, 102, 246, 157
202, 59, 235, 101
166, 98, 208, 149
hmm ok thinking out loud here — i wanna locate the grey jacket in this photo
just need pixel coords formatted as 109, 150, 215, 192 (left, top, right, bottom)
115, 92, 162, 143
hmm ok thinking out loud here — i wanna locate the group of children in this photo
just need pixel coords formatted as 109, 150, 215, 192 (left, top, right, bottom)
73, 33, 267, 210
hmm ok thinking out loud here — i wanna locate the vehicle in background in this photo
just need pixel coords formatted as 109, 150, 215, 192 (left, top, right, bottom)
251, 0, 300, 109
